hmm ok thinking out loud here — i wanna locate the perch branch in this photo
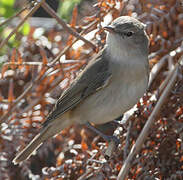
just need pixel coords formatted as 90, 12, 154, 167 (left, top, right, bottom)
117, 59, 180, 180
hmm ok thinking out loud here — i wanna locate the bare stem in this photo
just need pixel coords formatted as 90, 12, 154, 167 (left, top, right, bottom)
117, 60, 180, 180
41, 2, 97, 51
0, 0, 45, 50
0, 7, 27, 27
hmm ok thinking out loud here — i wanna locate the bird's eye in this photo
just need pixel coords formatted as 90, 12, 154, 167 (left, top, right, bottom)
126, 31, 133, 37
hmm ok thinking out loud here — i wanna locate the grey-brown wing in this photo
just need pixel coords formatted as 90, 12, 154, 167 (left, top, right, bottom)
43, 49, 111, 126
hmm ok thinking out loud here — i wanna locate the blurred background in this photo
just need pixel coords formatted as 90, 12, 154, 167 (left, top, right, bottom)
0, 0, 183, 179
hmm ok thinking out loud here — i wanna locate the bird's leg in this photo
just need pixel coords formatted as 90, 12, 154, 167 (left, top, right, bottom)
86, 122, 120, 146
112, 120, 122, 126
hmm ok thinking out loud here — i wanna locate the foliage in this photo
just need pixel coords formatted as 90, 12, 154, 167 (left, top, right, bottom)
0, 0, 30, 55
0, 0, 183, 179
58, 0, 83, 21
0, 0, 15, 18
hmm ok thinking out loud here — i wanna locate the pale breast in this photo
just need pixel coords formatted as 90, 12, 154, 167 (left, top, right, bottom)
71, 57, 148, 125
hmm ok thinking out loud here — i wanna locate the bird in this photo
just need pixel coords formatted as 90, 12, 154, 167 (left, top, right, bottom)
13, 16, 149, 164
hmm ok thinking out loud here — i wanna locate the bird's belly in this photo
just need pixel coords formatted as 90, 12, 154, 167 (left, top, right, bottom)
71, 76, 147, 125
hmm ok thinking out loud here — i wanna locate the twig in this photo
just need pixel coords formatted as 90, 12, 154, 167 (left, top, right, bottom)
77, 168, 93, 180
48, 19, 98, 67
0, 19, 98, 127
18, 74, 65, 115
41, 2, 97, 51
154, 64, 176, 98
123, 120, 132, 160
0, 2, 109, 126
117, 60, 180, 180
0, 81, 34, 125
104, 139, 118, 158
0, 65, 65, 126
0, 59, 49, 126
3, 62, 45, 66
0, 0, 45, 50
148, 54, 168, 88
0, 7, 27, 27
48, 40, 79, 67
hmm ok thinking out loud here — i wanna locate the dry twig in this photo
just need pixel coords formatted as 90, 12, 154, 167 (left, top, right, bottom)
117, 58, 181, 180
0, 0, 46, 50
41, 2, 97, 51
0, 7, 28, 27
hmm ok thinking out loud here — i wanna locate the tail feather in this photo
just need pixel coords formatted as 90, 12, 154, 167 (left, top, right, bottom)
13, 115, 71, 165
13, 125, 50, 165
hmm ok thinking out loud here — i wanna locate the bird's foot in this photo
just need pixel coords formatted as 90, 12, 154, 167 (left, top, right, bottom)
86, 122, 120, 145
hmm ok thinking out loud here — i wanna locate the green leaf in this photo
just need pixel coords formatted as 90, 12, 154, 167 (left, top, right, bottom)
0, 0, 15, 17
0, 0, 15, 6
58, 0, 82, 21
20, 22, 30, 35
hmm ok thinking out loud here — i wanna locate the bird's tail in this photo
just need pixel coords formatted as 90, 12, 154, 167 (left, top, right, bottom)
13, 113, 71, 165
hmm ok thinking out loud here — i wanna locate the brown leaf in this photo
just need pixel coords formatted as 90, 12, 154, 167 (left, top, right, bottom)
10, 48, 16, 70
17, 50, 23, 69
81, 139, 88, 151
8, 79, 14, 103
1, 64, 9, 78
40, 48, 48, 65
70, 6, 78, 27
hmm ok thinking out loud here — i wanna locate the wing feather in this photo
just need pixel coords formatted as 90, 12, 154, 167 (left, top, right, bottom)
43, 49, 111, 126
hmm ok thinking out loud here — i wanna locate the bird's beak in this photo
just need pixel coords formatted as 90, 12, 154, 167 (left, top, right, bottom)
104, 25, 115, 33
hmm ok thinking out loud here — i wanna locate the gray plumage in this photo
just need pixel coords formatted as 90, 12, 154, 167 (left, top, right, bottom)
43, 49, 111, 127
13, 16, 149, 164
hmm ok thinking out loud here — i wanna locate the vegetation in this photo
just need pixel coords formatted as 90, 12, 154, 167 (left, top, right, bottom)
0, 0, 183, 179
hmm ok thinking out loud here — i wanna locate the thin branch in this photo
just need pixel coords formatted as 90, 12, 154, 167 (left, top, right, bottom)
47, 19, 99, 67
18, 74, 65, 115
3, 62, 45, 66
77, 169, 93, 180
117, 59, 180, 180
0, 0, 45, 50
123, 120, 132, 160
0, 63, 48, 126
0, 68, 66, 126
154, 64, 176, 98
0, 7, 27, 27
41, 2, 97, 51
148, 54, 168, 88
124, 59, 176, 126
0, 3, 108, 126
0, 81, 34, 125
104, 139, 118, 158
0, 21, 96, 126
